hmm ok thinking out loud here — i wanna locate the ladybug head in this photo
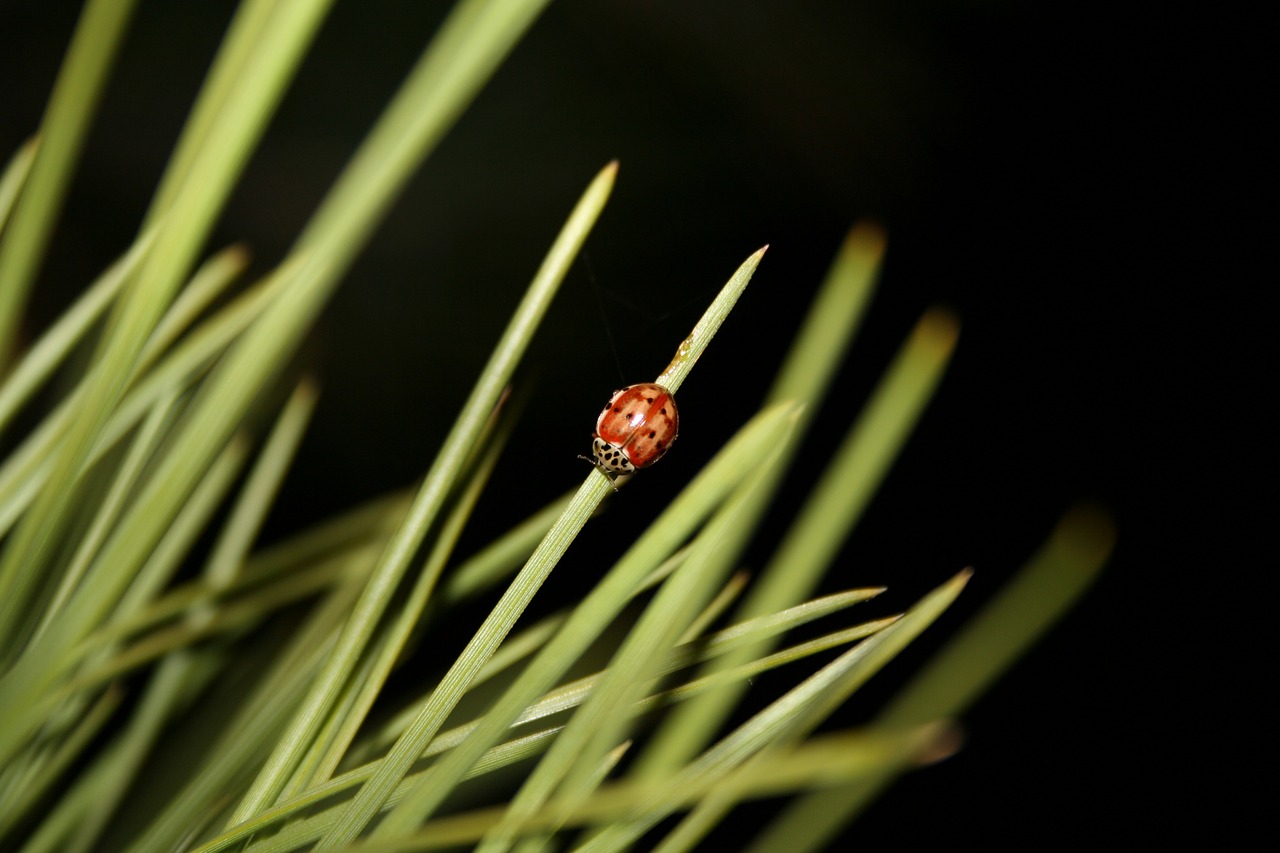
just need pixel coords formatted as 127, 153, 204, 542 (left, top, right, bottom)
591, 435, 636, 476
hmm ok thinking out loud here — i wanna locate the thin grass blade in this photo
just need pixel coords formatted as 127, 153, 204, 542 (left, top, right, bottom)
324, 249, 770, 845
0, 230, 156, 437
366, 400, 794, 844
484, 437, 801, 853
576, 570, 971, 853
748, 506, 1116, 852
632, 307, 960, 781
189, 598, 889, 852
229, 160, 616, 827
0, 0, 138, 368
289, 402, 512, 793
0, 137, 38, 236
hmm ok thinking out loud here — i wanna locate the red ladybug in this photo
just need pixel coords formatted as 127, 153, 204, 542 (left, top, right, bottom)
591, 383, 679, 476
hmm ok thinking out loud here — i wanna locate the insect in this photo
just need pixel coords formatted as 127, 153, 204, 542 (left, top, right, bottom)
591, 383, 679, 476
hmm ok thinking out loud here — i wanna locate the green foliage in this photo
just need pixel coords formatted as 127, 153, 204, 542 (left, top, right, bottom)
0, 2, 1114, 850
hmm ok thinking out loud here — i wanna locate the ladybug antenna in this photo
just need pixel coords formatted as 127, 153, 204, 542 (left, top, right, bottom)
582, 249, 628, 385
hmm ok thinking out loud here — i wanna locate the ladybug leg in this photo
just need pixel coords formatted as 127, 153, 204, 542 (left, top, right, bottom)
578, 453, 621, 491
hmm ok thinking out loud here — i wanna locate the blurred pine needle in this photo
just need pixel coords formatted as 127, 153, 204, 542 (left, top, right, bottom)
0, 2, 1114, 850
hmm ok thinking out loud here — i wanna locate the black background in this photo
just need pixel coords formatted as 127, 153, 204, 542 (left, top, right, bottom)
1, 0, 1240, 847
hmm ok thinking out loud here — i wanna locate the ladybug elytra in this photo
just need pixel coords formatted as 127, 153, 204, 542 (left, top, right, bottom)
591, 383, 679, 476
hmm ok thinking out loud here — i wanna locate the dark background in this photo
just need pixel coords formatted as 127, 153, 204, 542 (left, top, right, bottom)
1, 0, 1231, 846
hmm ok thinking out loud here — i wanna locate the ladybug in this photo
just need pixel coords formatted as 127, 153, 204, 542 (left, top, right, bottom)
591, 383, 679, 476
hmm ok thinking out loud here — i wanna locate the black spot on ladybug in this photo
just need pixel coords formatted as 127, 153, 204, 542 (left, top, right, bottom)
647, 431, 656, 438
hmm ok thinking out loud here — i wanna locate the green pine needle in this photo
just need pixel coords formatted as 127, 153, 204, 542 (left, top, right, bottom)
0, 3, 1114, 850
